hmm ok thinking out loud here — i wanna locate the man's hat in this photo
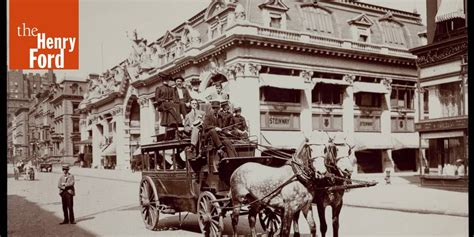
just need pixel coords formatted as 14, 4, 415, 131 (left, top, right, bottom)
62, 164, 70, 170
234, 107, 242, 112
220, 101, 229, 107
174, 77, 184, 82
192, 119, 203, 127
211, 101, 220, 108
190, 78, 201, 84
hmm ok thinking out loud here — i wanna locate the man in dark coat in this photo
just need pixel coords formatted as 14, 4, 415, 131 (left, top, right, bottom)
229, 107, 248, 139
174, 77, 192, 119
203, 101, 237, 158
58, 165, 75, 224
218, 101, 233, 128
155, 77, 182, 128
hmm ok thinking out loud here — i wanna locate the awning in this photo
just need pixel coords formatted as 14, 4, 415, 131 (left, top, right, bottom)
391, 133, 428, 150
259, 73, 314, 90
313, 78, 350, 86
420, 75, 462, 87
353, 133, 392, 151
75, 138, 92, 145
260, 130, 306, 149
133, 147, 141, 156
353, 81, 389, 94
101, 143, 116, 156
435, 0, 465, 23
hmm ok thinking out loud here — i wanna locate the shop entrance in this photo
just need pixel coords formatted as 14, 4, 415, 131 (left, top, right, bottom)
355, 150, 383, 173
392, 149, 417, 171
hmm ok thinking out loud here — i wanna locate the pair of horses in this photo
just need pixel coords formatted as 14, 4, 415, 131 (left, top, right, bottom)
230, 138, 354, 237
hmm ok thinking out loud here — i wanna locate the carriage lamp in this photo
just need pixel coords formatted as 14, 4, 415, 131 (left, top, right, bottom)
384, 169, 391, 184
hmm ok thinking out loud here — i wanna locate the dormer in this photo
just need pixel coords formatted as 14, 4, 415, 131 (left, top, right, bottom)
160, 31, 180, 49
205, 0, 236, 40
259, 0, 289, 29
379, 12, 406, 47
348, 14, 374, 43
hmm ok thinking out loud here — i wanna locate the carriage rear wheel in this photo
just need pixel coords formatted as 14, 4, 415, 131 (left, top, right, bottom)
139, 176, 160, 230
259, 207, 282, 235
197, 191, 223, 237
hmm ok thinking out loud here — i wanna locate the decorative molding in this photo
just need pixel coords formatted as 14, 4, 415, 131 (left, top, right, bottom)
259, 0, 289, 12
300, 70, 314, 83
224, 62, 245, 80
300, 2, 333, 14
382, 77, 392, 91
379, 11, 404, 26
348, 13, 374, 27
415, 42, 468, 66
245, 63, 261, 77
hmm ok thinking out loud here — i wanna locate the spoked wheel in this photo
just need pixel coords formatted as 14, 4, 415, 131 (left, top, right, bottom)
139, 176, 160, 230
197, 191, 223, 237
259, 207, 282, 235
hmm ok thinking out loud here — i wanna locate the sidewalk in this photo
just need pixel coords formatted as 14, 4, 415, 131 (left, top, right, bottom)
344, 173, 468, 217
50, 165, 469, 217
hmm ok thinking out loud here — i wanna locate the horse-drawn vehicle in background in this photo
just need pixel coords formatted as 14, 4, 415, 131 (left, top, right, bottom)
138, 122, 376, 236
14, 161, 35, 181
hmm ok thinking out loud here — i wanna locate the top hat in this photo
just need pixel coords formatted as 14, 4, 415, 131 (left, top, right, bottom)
190, 78, 201, 85
62, 164, 70, 170
174, 77, 184, 82
234, 107, 242, 112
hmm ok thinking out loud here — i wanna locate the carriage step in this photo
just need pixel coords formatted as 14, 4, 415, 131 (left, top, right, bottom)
160, 208, 176, 214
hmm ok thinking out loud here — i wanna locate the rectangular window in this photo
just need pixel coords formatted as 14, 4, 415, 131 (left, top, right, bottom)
312, 84, 343, 105
260, 87, 300, 103
438, 81, 463, 117
72, 119, 79, 133
270, 16, 281, 29
261, 112, 300, 130
355, 93, 381, 108
423, 90, 429, 116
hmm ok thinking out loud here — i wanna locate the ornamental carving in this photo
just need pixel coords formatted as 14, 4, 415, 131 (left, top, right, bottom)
224, 62, 245, 80
181, 24, 201, 48
300, 70, 314, 83
343, 74, 355, 85
245, 63, 261, 77
382, 78, 392, 91
416, 42, 467, 66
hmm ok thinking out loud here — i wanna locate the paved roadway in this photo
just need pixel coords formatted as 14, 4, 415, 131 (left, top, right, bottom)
7, 167, 469, 236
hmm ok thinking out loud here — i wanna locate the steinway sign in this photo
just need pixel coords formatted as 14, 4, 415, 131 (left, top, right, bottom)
415, 117, 468, 132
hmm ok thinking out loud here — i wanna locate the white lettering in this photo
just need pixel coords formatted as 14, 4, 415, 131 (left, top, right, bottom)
29, 48, 38, 68
68, 38, 76, 52
37, 33, 46, 49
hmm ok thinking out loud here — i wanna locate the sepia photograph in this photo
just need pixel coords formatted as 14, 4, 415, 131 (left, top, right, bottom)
5, 0, 469, 236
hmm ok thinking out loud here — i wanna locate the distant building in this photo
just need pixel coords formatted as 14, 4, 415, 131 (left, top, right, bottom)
411, 0, 468, 188
12, 108, 29, 162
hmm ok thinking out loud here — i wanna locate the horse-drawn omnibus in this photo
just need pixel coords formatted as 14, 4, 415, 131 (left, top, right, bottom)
139, 133, 293, 235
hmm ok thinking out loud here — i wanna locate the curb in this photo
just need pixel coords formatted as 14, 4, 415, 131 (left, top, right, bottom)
344, 203, 468, 218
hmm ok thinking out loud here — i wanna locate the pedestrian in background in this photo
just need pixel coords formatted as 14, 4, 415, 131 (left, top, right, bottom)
58, 164, 76, 224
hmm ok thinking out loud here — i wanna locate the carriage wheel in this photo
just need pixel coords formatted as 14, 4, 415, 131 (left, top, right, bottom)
259, 207, 282, 235
139, 176, 160, 230
197, 191, 223, 237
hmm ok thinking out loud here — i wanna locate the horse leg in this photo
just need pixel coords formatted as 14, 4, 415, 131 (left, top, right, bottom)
316, 202, 327, 237
231, 197, 243, 237
332, 201, 343, 237
293, 211, 300, 237
280, 208, 293, 237
301, 203, 317, 237
248, 207, 258, 237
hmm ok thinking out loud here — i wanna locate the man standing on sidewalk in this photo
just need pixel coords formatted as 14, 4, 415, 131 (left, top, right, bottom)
58, 164, 76, 224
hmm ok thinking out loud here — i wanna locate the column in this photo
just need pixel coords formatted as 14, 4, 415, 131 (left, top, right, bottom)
300, 71, 313, 138
91, 123, 101, 169
228, 63, 261, 155
381, 78, 395, 172
115, 110, 130, 170
140, 97, 156, 145
342, 75, 357, 173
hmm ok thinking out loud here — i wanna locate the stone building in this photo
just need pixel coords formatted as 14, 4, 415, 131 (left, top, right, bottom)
79, 0, 426, 172
410, 0, 468, 187
12, 108, 29, 163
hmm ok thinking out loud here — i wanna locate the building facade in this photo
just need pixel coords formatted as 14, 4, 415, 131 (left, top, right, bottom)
12, 108, 29, 163
411, 0, 468, 187
79, 0, 426, 172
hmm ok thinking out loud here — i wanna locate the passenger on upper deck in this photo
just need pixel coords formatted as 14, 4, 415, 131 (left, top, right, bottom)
203, 101, 237, 158
155, 77, 183, 137
184, 99, 205, 152
229, 107, 248, 139
205, 82, 229, 102
174, 77, 192, 119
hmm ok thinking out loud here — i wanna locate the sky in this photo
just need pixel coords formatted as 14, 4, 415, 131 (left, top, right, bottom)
9, 0, 427, 81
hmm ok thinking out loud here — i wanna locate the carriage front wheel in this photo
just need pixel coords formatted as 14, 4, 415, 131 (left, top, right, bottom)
139, 176, 160, 230
259, 207, 282, 235
197, 191, 223, 237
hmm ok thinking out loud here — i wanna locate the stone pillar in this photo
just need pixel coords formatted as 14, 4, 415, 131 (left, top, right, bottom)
228, 62, 261, 155
382, 150, 395, 173
381, 78, 394, 172
115, 112, 130, 170
342, 75, 355, 134
300, 71, 313, 138
140, 97, 155, 145
428, 87, 441, 119
91, 123, 102, 169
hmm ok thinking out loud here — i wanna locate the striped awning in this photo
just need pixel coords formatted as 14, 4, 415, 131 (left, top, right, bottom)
353, 133, 392, 151
313, 78, 350, 86
435, 0, 465, 23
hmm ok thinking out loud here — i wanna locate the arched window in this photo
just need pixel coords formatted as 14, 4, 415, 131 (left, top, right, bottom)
302, 7, 333, 35
380, 21, 406, 46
